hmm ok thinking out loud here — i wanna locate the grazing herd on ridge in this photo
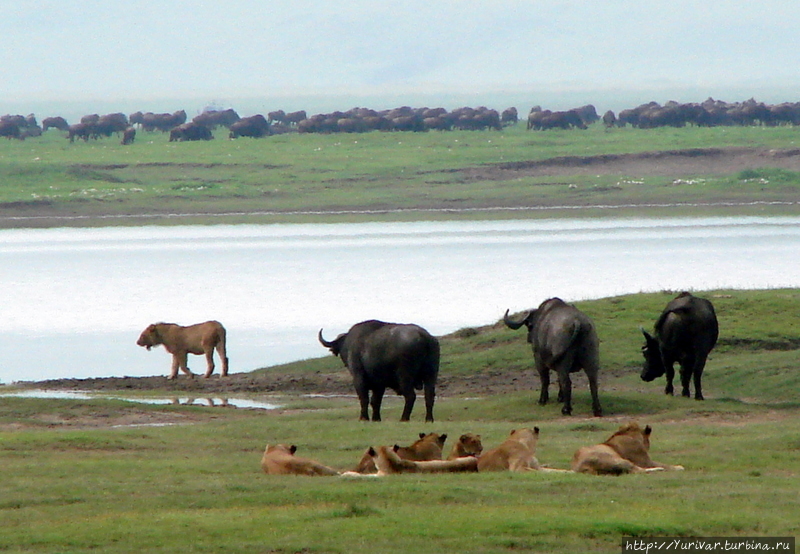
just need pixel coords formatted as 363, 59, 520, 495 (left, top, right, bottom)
4, 97, 800, 143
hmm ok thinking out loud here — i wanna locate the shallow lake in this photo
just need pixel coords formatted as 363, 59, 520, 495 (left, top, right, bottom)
2, 216, 799, 384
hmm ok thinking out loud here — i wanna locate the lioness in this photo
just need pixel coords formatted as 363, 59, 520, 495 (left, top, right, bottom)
368, 445, 479, 475
261, 444, 340, 476
352, 432, 448, 474
137, 320, 228, 379
571, 422, 685, 475
447, 433, 484, 460
478, 427, 548, 472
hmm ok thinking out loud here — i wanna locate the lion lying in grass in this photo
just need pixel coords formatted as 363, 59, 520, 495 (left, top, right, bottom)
261, 444, 340, 476
571, 422, 685, 475
447, 433, 483, 460
368, 445, 479, 474
352, 432, 448, 473
477, 427, 567, 472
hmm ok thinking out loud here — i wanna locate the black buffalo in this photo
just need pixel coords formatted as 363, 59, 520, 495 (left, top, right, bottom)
42, 116, 69, 132
504, 298, 602, 416
192, 108, 240, 129
121, 126, 136, 145
67, 123, 92, 142
229, 114, 270, 138
318, 320, 439, 422
169, 122, 213, 142
641, 292, 718, 400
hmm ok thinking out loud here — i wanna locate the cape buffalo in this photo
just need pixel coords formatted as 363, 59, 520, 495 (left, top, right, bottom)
641, 292, 719, 400
229, 114, 270, 138
42, 116, 69, 132
169, 122, 213, 142
504, 298, 602, 416
121, 126, 136, 145
318, 320, 439, 422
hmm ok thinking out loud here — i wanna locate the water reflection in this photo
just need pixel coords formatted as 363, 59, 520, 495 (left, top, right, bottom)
0, 389, 282, 410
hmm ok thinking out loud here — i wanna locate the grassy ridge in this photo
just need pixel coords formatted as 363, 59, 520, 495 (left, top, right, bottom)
1, 289, 798, 553
2, 124, 800, 225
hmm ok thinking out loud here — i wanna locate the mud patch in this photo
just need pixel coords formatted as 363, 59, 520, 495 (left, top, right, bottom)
463, 147, 800, 180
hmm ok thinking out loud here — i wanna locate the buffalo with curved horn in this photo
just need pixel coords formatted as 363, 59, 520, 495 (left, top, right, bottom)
504, 298, 602, 416
318, 320, 439, 422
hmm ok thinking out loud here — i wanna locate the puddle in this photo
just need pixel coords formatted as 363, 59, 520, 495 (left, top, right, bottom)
0, 389, 282, 410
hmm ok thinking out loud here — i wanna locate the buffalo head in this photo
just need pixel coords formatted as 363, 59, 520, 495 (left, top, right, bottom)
640, 329, 665, 382
503, 309, 536, 343
318, 329, 347, 357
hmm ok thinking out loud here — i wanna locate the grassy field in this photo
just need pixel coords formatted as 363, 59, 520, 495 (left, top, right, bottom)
1, 123, 800, 226
1, 289, 799, 553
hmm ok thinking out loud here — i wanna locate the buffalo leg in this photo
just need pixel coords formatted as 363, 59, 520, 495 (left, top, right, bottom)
399, 389, 416, 422
353, 379, 371, 421
689, 358, 705, 400
423, 381, 435, 423
587, 372, 603, 417
536, 363, 550, 405
557, 371, 573, 415
664, 362, 675, 396
370, 387, 386, 422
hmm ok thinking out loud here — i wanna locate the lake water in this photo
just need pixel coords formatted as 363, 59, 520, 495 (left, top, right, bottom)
2, 216, 799, 384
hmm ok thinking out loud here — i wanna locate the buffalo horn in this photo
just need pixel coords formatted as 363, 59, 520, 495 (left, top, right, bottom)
503, 309, 528, 330
318, 329, 335, 348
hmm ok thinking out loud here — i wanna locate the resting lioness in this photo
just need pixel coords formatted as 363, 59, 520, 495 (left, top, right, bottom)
352, 432, 447, 474
447, 433, 483, 460
137, 320, 229, 379
571, 422, 685, 475
369, 445, 479, 474
478, 427, 549, 472
261, 444, 340, 476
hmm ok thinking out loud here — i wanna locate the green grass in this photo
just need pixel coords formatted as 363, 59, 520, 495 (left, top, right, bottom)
2, 123, 800, 226
1, 289, 799, 553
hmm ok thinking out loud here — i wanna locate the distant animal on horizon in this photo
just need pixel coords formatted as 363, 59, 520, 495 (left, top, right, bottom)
318, 320, 439, 422
228, 114, 270, 138
571, 422, 685, 475
136, 320, 228, 379
121, 126, 136, 145
169, 122, 213, 142
504, 298, 602, 416
67, 123, 92, 143
42, 116, 70, 132
192, 108, 240, 129
640, 292, 719, 400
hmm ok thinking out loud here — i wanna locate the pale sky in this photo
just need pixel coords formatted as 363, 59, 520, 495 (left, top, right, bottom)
3, 1, 800, 116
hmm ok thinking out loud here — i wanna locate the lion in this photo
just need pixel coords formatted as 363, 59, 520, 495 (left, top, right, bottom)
477, 427, 547, 472
352, 432, 447, 474
137, 320, 228, 379
571, 422, 685, 475
368, 445, 479, 475
447, 433, 484, 460
261, 444, 340, 476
